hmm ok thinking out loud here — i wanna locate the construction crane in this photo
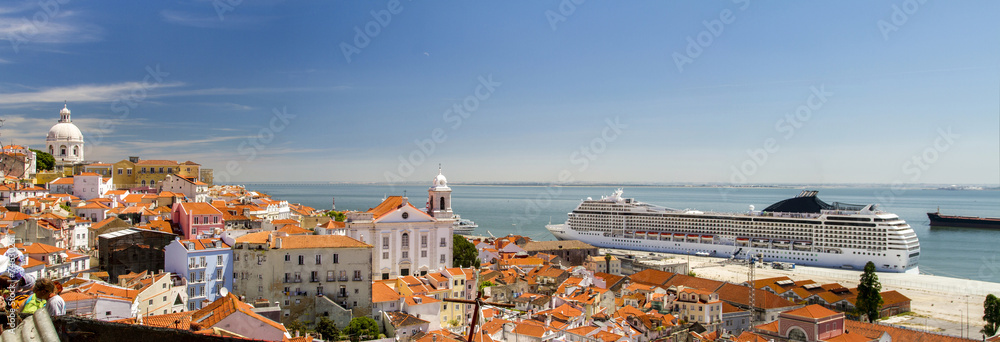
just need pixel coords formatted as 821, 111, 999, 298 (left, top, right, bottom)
442, 269, 514, 342
746, 250, 762, 329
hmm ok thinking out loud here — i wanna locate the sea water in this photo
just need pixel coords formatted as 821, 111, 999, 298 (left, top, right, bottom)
241, 183, 1000, 282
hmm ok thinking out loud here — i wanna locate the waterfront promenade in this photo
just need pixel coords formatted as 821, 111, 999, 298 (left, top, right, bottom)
680, 252, 1000, 338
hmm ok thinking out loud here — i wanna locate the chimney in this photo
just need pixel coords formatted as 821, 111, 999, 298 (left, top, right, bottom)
275, 237, 282, 249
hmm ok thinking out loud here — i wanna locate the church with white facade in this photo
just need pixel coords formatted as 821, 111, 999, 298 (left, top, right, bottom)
340, 169, 456, 279
46, 103, 86, 166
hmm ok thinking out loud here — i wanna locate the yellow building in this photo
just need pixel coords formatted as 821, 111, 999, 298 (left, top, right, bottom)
109, 157, 201, 189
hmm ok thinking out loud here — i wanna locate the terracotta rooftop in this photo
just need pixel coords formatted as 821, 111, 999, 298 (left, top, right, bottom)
372, 282, 401, 303
191, 293, 286, 333
782, 304, 841, 320
385, 311, 429, 328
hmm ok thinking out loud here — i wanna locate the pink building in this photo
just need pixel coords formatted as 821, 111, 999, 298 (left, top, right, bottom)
172, 202, 224, 239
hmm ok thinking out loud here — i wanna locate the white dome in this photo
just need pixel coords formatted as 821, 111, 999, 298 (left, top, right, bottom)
47, 122, 84, 142
60, 106, 71, 115
433, 173, 448, 187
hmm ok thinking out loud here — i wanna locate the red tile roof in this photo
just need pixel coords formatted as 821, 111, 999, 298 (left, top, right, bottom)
191, 293, 286, 333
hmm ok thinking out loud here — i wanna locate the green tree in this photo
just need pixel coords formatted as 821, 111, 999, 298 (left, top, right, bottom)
30, 149, 54, 171
855, 261, 884, 322
478, 280, 495, 292
453, 234, 478, 268
344, 316, 379, 342
324, 210, 346, 222
983, 294, 1000, 337
285, 320, 311, 337
316, 317, 341, 341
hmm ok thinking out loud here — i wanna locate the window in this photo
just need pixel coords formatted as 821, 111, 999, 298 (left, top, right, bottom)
285, 273, 291, 282
440, 237, 446, 247
127, 169, 132, 175
327, 271, 334, 282
141, 167, 147, 173
194, 216, 199, 224
353, 270, 362, 280
383, 252, 389, 259
401, 233, 409, 248
440, 254, 446, 263
159, 167, 164, 173
402, 251, 408, 259
148, 299, 153, 305
189, 257, 196, 267
316, 254, 322, 265
298, 255, 304, 265
421, 235, 427, 248
382, 237, 389, 249
285, 254, 290, 262
167, 168, 173, 174
311, 271, 319, 282
440, 197, 445, 210
117, 168, 123, 175
216, 269, 223, 281
150, 180, 155, 187
217, 255, 223, 266
421, 251, 427, 258
333, 254, 339, 264
199, 257, 206, 267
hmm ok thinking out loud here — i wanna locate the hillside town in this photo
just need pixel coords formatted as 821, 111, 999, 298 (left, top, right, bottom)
0, 104, 994, 342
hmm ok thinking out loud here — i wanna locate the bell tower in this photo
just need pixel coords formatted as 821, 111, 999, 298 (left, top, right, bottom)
427, 166, 453, 219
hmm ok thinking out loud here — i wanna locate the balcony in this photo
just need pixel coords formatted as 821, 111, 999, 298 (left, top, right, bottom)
353, 277, 363, 281
327, 277, 335, 282
293, 277, 302, 283
310, 277, 320, 283
338, 276, 348, 282
337, 292, 348, 298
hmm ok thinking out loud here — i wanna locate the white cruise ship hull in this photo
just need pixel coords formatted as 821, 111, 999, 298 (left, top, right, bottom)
546, 190, 920, 274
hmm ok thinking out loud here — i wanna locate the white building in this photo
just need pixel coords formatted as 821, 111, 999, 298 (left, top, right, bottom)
73, 172, 113, 201
0, 184, 48, 207
340, 169, 455, 280
70, 218, 91, 252
46, 103, 85, 165
159, 174, 209, 202
1, 144, 36, 178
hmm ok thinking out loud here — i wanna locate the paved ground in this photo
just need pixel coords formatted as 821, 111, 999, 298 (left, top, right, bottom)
610, 249, 1000, 337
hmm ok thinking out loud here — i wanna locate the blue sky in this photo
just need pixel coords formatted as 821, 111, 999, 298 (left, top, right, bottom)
0, 1, 997, 184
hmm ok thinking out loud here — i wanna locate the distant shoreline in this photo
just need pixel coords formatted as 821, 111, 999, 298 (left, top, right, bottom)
222, 182, 999, 190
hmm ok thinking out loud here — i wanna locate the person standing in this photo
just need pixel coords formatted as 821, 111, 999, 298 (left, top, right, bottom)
31, 279, 64, 317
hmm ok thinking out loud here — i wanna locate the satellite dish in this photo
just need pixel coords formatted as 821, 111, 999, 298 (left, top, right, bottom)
220, 287, 229, 297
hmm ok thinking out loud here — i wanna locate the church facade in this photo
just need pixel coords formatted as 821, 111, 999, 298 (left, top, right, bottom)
342, 169, 456, 279
47, 103, 86, 165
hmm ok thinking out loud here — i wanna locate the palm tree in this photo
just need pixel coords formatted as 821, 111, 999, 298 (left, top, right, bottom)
605, 254, 612, 273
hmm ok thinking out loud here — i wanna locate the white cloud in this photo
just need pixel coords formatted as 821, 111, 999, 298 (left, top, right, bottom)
160, 10, 275, 29
0, 82, 185, 106
0, 9, 102, 48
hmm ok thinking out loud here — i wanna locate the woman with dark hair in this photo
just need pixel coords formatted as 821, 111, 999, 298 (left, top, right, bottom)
32, 278, 64, 317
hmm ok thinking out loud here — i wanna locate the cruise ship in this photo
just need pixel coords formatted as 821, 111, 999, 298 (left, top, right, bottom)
546, 189, 920, 273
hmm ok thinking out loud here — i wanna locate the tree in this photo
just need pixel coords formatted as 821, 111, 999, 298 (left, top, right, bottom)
983, 294, 1000, 337
605, 253, 612, 273
855, 261, 884, 322
324, 210, 346, 222
285, 320, 311, 337
30, 149, 54, 171
453, 234, 478, 268
344, 316, 379, 342
478, 280, 495, 292
316, 317, 340, 341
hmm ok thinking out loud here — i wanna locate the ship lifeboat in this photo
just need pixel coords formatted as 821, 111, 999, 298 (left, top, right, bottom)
736, 237, 750, 246
774, 240, 791, 249
673, 233, 684, 241
751, 238, 770, 247
793, 241, 812, 250
687, 234, 700, 241
701, 235, 713, 241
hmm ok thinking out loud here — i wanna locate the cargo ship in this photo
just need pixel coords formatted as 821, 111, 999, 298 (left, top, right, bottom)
927, 210, 1000, 229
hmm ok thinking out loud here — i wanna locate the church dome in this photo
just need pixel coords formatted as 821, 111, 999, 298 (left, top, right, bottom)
47, 122, 84, 142
433, 173, 447, 187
